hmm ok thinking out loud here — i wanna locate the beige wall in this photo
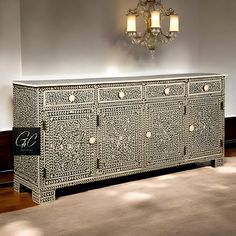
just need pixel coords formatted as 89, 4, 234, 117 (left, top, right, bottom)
199, 0, 236, 117
20, 0, 201, 77
0, 0, 21, 131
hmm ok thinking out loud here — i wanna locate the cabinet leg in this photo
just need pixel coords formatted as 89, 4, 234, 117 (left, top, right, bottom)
211, 158, 224, 168
14, 180, 30, 193
13, 181, 21, 192
32, 189, 56, 204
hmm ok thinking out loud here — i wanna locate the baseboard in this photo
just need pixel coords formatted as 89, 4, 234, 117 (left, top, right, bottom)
0, 130, 13, 173
225, 117, 236, 146
0, 171, 14, 187
0, 118, 236, 173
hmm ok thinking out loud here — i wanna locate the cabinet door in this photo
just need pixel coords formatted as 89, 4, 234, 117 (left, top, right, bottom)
97, 105, 143, 176
187, 97, 224, 159
145, 101, 185, 168
43, 109, 96, 186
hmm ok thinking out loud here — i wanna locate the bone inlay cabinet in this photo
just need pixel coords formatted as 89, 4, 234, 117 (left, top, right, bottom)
13, 73, 226, 204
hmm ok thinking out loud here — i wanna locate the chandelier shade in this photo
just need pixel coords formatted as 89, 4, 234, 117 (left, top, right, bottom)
126, 0, 179, 55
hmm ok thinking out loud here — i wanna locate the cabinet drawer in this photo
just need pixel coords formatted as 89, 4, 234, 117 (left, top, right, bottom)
44, 89, 94, 107
145, 83, 185, 99
98, 86, 142, 103
188, 79, 222, 95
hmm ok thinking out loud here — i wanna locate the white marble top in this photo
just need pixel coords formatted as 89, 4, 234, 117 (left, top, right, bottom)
13, 73, 227, 87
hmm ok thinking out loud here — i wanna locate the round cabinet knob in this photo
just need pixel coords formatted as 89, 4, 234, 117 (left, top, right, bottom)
69, 95, 76, 102
189, 125, 195, 132
146, 132, 152, 138
164, 88, 170, 96
89, 137, 96, 144
203, 84, 209, 92
119, 91, 125, 99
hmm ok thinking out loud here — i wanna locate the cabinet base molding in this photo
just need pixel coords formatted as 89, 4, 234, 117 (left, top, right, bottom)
13, 73, 226, 204
14, 156, 223, 204
211, 157, 224, 168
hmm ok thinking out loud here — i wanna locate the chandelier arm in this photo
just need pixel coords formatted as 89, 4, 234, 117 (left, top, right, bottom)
163, 7, 175, 16
129, 34, 144, 46
159, 28, 171, 39
128, 31, 154, 48
127, 8, 138, 16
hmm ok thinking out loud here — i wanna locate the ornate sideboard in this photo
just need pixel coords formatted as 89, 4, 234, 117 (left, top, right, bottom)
13, 73, 226, 204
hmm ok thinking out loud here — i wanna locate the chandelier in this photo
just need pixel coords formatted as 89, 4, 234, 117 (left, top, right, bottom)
126, 0, 179, 55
